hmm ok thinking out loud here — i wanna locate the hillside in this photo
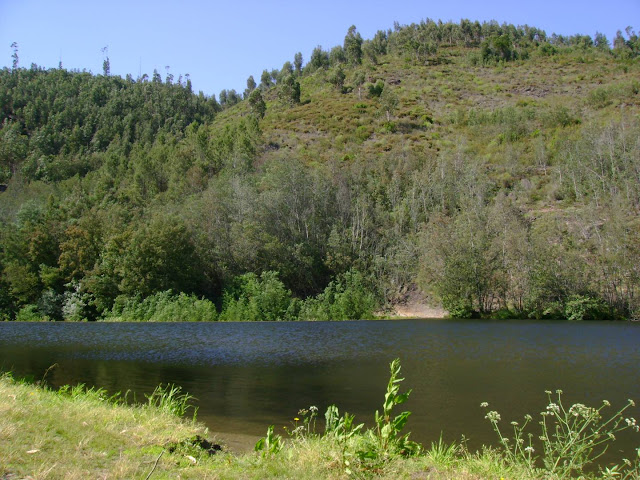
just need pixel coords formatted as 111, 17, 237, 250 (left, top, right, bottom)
0, 20, 639, 321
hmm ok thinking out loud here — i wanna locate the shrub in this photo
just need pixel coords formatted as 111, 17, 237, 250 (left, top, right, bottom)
563, 294, 608, 321
219, 271, 292, 322
481, 391, 639, 478
299, 269, 378, 321
108, 290, 217, 322
16, 304, 43, 322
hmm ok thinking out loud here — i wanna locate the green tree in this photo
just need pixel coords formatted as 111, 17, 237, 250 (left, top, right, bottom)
10, 42, 18, 70
244, 75, 256, 98
293, 52, 303, 75
352, 71, 366, 99
260, 69, 273, 89
119, 216, 202, 298
379, 84, 399, 121
278, 75, 301, 106
248, 88, 267, 119
329, 66, 346, 92
343, 25, 363, 65
101, 46, 110, 76
307, 46, 329, 72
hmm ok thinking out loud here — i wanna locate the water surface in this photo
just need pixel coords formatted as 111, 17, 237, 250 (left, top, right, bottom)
1, 319, 639, 457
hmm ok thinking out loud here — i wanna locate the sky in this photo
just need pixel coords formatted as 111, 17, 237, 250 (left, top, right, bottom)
1, 0, 638, 97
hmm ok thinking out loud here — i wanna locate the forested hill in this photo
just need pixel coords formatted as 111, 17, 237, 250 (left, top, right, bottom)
1, 20, 639, 322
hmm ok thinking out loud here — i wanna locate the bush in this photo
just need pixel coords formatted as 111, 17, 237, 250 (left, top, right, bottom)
219, 271, 293, 322
16, 304, 43, 322
107, 290, 218, 322
299, 270, 378, 321
563, 294, 608, 321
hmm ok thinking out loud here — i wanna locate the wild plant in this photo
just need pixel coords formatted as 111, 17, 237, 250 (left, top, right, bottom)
254, 425, 283, 457
324, 404, 364, 442
324, 404, 365, 476
288, 405, 320, 438
427, 433, 460, 468
601, 447, 640, 479
145, 384, 198, 419
481, 390, 639, 478
59, 383, 103, 400
363, 358, 420, 459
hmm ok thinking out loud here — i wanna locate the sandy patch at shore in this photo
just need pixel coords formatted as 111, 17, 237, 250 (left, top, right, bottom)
390, 303, 447, 318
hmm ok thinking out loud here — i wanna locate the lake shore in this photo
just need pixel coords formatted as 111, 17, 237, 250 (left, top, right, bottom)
0, 374, 500, 479
2, 373, 637, 479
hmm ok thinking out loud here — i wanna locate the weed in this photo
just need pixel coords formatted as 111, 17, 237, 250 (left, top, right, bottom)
481, 391, 639, 478
145, 384, 197, 419
364, 358, 421, 459
255, 425, 283, 457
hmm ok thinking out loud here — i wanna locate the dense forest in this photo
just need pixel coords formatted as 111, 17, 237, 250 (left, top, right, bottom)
1, 20, 639, 321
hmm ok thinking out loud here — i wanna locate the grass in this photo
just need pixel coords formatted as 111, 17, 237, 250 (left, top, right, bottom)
3, 359, 639, 479
0, 371, 521, 479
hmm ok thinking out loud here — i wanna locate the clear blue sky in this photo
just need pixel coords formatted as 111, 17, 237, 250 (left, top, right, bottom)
1, 0, 638, 97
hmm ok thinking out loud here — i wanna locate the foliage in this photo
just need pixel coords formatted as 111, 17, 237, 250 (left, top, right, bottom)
219, 271, 293, 321
1, 19, 639, 322
299, 269, 378, 321
15, 304, 43, 322
481, 392, 639, 479
3, 370, 640, 478
563, 294, 608, 321
364, 358, 421, 459
255, 425, 283, 457
107, 290, 217, 322
145, 383, 198, 419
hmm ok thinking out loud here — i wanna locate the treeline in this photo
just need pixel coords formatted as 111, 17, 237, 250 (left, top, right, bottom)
248, 20, 640, 92
1, 19, 639, 321
0, 65, 219, 183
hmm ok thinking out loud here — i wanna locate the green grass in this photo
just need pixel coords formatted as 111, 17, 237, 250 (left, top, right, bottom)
2, 360, 638, 479
0, 373, 517, 479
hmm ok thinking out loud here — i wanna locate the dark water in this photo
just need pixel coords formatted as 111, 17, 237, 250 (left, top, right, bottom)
1, 319, 639, 459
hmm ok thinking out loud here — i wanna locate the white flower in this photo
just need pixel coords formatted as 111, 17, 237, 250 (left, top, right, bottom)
480, 402, 489, 408
525, 446, 535, 454
485, 411, 501, 422
546, 403, 560, 413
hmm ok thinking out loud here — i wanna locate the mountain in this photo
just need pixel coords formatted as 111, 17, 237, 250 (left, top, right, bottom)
1, 20, 639, 321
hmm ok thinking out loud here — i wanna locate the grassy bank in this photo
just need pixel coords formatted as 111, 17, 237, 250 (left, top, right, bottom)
0, 373, 509, 479
1, 362, 638, 479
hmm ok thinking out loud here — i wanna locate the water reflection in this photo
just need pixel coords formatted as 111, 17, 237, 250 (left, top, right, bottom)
1, 319, 639, 456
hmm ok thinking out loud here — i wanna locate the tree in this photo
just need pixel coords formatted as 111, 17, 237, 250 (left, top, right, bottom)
10, 42, 18, 70
353, 71, 366, 99
101, 46, 110, 76
279, 61, 293, 82
379, 84, 399, 121
219, 89, 228, 107
248, 88, 266, 119
294, 52, 303, 75
329, 46, 346, 66
260, 69, 273, 89
344, 25, 363, 65
118, 216, 202, 298
329, 66, 346, 92
278, 75, 301, 106
244, 75, 256, 98
593, 32, 610, 51
308, 46, 330, 72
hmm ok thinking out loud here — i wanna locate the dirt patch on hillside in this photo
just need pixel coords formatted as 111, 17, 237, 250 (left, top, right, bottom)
391, 303, 448, 318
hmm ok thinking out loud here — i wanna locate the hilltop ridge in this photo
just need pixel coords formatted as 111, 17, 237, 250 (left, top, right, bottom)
0, 20, 639, 321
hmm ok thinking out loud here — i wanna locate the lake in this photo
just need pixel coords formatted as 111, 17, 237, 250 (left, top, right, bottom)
1, 319, 639, 459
